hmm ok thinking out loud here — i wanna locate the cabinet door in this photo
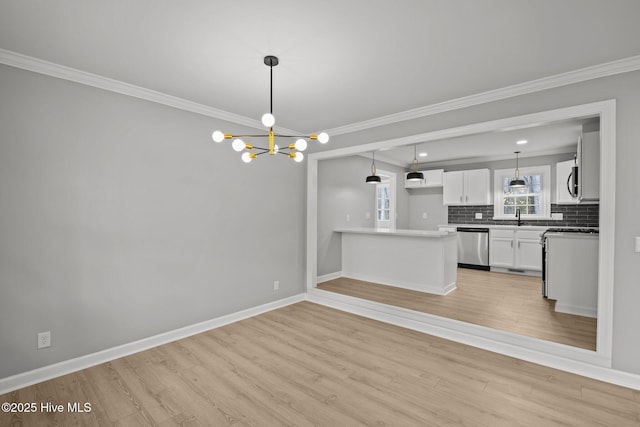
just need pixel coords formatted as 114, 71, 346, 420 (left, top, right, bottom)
489, 238, 514, 268
443, 171, 464, 205
516, 239, 542, 271
464, 169, 490, 205
580, 131, 600, 201
424, 169, 443, 187
556, 160, 578, 204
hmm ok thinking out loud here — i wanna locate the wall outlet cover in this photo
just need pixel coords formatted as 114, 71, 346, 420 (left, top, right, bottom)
475, 213, 482, 219
37, 331, 51, 349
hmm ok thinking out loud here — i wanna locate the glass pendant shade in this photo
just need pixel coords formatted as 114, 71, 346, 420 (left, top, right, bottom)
261, 113, 275, 128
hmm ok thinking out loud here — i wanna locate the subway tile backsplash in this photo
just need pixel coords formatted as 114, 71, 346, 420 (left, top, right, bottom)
448, 204, 599, 227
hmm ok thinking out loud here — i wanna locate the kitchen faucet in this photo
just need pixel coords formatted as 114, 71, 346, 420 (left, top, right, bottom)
516, 208, 522, 226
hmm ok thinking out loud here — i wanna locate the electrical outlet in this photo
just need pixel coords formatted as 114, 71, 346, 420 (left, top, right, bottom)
273, 280, 279, 291
37, 331, 51, 349
422, 212, 428, 219
365, 212, 371, 219
346, 214, 350, 222
475, 213, 482, 219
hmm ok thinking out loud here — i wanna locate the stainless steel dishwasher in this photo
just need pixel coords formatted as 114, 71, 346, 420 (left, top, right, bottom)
456, 227, 490, 270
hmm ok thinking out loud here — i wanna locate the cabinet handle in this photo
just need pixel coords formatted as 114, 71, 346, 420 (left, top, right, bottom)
466, 195, 469, 202
460, 196, 463, 202
518, 241, 521, 249
511, 241, 513, 248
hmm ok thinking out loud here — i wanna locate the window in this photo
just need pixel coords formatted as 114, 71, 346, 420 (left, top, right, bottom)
376, 183, 391, 222
493, 165, 551, 219
373, 170, 396, 229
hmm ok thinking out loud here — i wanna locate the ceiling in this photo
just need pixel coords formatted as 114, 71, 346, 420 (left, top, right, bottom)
1, 1, 639, 136
374, 117, 592, 168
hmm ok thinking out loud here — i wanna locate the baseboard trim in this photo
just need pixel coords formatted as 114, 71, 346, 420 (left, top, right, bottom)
341, 272, 455, 296
555, 302, 597, 319
306, 289, 640, 391
316, 271, 342, 283
0, 294, 305, 395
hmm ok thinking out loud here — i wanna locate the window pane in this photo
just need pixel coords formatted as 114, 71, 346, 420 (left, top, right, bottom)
504, 206, 515, 215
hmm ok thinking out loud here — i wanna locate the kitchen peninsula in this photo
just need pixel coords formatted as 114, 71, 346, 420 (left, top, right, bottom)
335, 228, 457, 295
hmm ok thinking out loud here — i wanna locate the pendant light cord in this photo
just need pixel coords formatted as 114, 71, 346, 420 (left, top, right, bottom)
371, 152, 376, 175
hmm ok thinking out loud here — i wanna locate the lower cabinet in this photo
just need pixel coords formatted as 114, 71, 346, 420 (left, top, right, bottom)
489, 229, 543, 273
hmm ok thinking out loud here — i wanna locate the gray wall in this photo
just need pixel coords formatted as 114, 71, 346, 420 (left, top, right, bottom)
317, 155, 409, 276
0, 64, 306, 378
322, 70, 640, 375
407, 187, 447, 230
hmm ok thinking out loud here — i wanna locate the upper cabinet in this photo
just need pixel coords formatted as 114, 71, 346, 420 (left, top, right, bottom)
404, 169, 444, 189
579, 131, 600, 202
443, 168, 491, 205
556, 160, 579, 204
555, 131, 600, 204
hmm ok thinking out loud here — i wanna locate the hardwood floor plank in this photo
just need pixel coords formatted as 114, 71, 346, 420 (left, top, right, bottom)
318, 269, 597, 350
0, 302, 635, 426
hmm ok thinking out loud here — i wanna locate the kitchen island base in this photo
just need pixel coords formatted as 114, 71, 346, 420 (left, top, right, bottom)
336, 228, 457, 296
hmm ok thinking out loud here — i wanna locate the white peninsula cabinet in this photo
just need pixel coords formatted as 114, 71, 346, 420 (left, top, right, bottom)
443, 169, 490, 205
489, 228, 543, 275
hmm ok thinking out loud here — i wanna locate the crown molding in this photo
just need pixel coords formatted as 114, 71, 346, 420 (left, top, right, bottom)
0, 48, 299, 134
2, 48, 639, 138
325, 55, 640, 136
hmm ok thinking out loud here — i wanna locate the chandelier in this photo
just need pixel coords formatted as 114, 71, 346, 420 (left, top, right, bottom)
212, 55, 329, 163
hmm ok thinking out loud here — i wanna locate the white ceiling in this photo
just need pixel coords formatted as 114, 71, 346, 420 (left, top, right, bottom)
374, 118, 592, 168
1, 1, 639, 136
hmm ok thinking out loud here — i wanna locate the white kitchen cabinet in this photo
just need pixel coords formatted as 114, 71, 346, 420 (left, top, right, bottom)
556, 160, 579, 204
404, 169, 443, 188
489, 229, 543, 273
578, 131, 600, 201
443, 169, 490, 205
517, 234, 543, 270
489, 232, 515, 268
545, 233, 598, 317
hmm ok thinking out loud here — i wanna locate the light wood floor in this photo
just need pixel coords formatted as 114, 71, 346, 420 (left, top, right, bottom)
1, 302, 637, 426
318, 269, 598, 351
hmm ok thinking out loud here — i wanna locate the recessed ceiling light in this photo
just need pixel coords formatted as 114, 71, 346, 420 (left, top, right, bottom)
516, 139, 528, 145
419, 152, 428, 157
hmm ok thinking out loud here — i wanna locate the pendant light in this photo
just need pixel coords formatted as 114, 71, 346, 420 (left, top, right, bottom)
211, 55, 329, 163
366, 152, 381, 184
509, 151, 527, 188
406, 145, 424, 181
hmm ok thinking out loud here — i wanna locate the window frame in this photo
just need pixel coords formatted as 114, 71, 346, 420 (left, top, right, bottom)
493, 165, 551, 220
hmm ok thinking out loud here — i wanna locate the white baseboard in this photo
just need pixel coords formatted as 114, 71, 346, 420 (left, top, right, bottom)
341, 272, 455, 296
316, 271, 342, 283
555, 302, 597, 318
0, 294, 305, 395
306, 288, 640, 391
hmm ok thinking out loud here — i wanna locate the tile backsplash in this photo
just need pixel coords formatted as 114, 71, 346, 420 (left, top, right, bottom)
448, 204, 599, 227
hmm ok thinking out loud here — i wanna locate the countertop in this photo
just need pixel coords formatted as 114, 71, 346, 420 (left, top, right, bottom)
440, 224, 562, 231
335, 227, 452, 238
